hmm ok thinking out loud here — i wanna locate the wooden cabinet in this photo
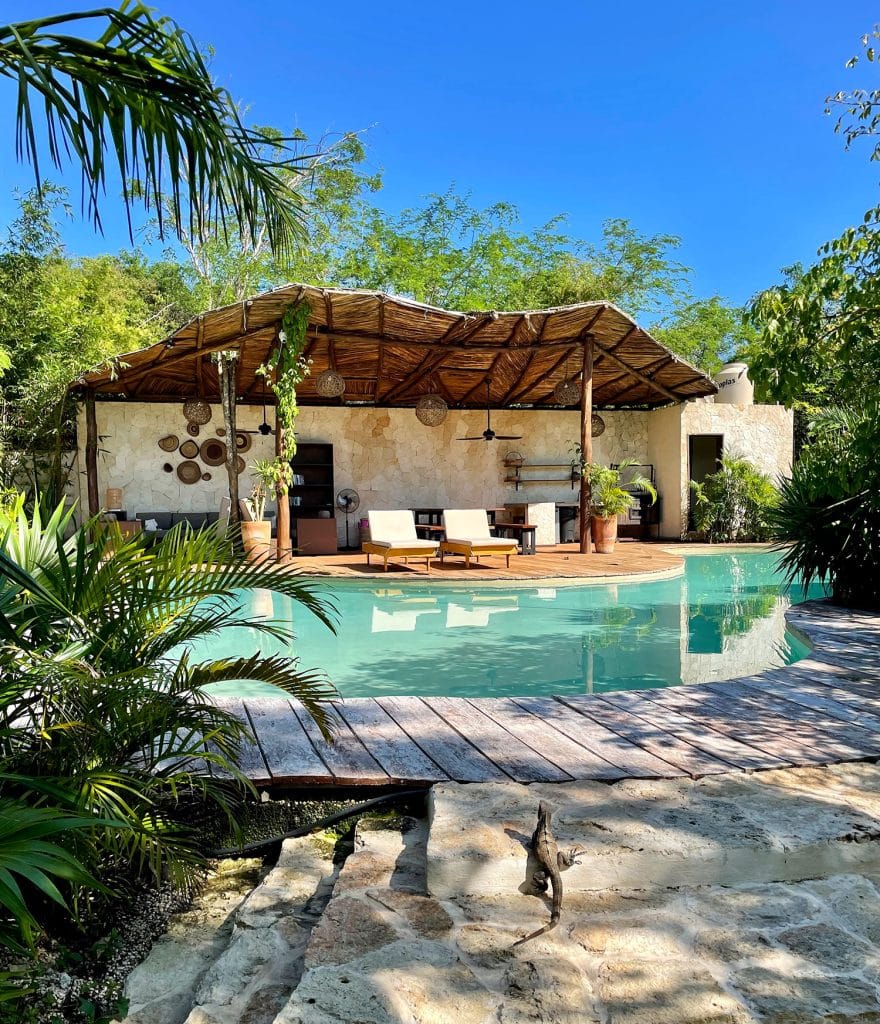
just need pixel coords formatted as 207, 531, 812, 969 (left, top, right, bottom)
290, 442, 337, 554
295, 517, 338, 555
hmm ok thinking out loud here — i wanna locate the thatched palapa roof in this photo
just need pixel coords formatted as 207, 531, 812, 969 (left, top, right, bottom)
75, 284, 717, 408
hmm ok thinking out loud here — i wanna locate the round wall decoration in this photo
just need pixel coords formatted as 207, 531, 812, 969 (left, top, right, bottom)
235, 455, 246, 474
215, 427, 226, 436
177, 461, 201, 484
200, 438, 227, 466
183, 398, 212, 425
179, 439, 199, 459
158, 434, 178, 452
201, 472, 212, 481
186, 423, 200, 437
591, 413, 606, 437
235, 430, 252, 452
314, 369, 346, 398
162, 462, 173, 473
415, 393, 448, 426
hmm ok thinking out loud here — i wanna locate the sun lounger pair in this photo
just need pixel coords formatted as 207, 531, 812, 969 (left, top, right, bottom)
363, 509, 518, 572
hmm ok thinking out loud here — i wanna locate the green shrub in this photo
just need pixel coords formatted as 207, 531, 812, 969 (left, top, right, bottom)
771, 404, 880, 608
0, 499, 337, 999
689, 455, 778, 542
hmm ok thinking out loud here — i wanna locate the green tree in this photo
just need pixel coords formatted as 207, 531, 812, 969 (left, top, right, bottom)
654, 296, 754, 376
169, 131, 381, 309
746, 213, 880, 411
826, 25, 880, 161
0, 186, 196, 504
0, 4, 310, 253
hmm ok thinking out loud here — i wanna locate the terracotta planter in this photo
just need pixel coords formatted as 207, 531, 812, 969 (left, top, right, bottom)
241, 520, 272, 562
591, 515, 618, 554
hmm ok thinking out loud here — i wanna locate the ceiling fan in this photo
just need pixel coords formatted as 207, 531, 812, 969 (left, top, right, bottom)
458, 380, 523, 442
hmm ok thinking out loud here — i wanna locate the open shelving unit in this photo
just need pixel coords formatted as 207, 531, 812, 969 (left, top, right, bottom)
503, 458, 580, 491
290, 442, 337, 553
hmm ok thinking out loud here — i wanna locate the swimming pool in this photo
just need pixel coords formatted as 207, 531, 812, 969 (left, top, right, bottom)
200, 550, 823, 700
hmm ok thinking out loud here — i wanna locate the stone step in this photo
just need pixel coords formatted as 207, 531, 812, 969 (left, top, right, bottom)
271, 816, 499, 1024
122, 858, 265, 1024
427, 762, 880, 898
182, 834, 338, 1024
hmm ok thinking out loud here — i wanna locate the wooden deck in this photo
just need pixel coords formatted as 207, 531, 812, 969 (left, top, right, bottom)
214, 602, 880, 789
287, 540, 683, 582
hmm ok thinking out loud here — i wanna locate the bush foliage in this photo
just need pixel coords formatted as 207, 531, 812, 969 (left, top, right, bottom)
771, 404, 880, 608
689, 455, 778, 543
0, 501, 336, 1010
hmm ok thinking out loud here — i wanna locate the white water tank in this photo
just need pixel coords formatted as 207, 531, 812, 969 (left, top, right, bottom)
713, 361, 754, 405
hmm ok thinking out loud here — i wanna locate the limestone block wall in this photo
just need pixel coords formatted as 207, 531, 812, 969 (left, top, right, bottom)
648, 400, 794, 539
75, 402, 650, 544
74, 399, 792, 544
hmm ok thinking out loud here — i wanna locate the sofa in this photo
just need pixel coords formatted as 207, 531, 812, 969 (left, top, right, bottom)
135, 510, 275, 542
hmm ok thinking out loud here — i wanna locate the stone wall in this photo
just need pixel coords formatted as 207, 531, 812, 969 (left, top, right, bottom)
648, 401, 793, 539
75, 398, 792, 542
75, 402, 648, 543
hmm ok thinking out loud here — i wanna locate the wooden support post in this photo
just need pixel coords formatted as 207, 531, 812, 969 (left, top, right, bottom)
85, 389, 99, 519
579, 337, 594, 554
275, 396, 292, 562
218, 353, 240, 528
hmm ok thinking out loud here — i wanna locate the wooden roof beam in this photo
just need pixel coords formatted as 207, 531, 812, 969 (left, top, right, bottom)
592, 335, 681, 403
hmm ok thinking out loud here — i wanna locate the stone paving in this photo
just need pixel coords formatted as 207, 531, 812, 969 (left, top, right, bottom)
273, 769, 880, 1024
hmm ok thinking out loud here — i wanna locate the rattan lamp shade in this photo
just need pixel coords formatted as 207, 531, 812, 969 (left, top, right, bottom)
414, 393, 448, 426
182, 398, 212, 425
314, 370, 346, 398
553, 378, 581, 405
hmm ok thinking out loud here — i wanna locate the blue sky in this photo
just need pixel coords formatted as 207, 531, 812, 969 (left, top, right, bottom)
1, 1, 878, 307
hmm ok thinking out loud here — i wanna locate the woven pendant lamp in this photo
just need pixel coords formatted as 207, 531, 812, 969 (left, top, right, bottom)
314, 369, 346, 398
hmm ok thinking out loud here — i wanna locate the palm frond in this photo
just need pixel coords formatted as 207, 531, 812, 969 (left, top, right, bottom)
0, 4, 309, 254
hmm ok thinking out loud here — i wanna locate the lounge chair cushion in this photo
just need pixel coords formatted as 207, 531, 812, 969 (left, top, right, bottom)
442, 509, 500, 544
368, 538, 438, 550
367, 510, 419, 544
444, 537, 514, 550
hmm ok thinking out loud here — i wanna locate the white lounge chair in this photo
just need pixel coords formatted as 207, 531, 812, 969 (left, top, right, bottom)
439, 509, 518, 569
362, 510, 439, 573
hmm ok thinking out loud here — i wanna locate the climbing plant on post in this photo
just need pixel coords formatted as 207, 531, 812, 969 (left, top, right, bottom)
260, 301, 311, 560
216, 350, 240, 528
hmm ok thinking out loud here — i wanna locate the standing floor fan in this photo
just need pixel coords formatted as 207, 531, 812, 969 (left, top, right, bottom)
336, 488, 361, 549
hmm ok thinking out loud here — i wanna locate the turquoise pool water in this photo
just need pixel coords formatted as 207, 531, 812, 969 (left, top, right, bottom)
200, 551, 824, 700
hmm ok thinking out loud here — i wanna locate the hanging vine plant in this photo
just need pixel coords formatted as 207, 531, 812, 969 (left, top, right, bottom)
257, 300, 312, 486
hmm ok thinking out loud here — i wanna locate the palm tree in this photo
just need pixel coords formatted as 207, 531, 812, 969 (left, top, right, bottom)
0, 499, 337, 953
0, 4, 308, 254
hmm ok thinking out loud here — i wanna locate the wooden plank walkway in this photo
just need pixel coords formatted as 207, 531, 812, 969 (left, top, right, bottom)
212, 601, 880, 789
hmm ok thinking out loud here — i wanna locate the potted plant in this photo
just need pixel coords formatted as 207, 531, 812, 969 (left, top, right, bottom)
241, 459, 280, 561
571, 447, 657, 553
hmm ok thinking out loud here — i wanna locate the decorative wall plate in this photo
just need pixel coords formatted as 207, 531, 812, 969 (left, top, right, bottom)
158, 435, 178, 452
186, 423, 200, 437
162, 462, 173, 473
179, 440, 199, 459
200, 438, 227, 466
235, 455, 246, 474
215, 427, 226, 436
177, 461, 201, 484
201, 472, 212, 481
235, 431, 252, 452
